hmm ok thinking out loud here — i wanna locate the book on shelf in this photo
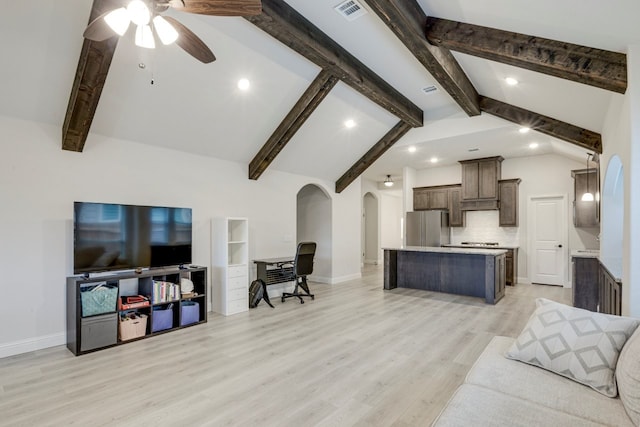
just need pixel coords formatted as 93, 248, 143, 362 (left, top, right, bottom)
152, 280, 180, 304
124, 295, 147, 304
120, 301, 150, 310
119, 295, 150, 310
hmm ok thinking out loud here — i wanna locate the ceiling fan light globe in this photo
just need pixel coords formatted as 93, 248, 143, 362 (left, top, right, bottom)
127, 0, 151, 26
153, 16, 179, 45
135, 24, 155, 49
104, 8, 131, 36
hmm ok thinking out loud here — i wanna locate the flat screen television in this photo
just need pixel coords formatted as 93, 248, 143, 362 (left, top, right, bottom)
73, 202, 192, 274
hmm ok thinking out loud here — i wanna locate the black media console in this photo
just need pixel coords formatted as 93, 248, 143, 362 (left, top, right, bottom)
66, 266, 207, 356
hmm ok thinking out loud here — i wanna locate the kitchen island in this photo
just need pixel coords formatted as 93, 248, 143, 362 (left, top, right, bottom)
444, 243, 519, 286
383, 246, 507, 304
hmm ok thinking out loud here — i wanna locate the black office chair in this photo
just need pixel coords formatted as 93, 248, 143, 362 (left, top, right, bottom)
281, 242, 316, 304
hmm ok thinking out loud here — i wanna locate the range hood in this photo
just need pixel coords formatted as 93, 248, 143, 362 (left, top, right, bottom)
460, 200, 500, 211
459, 156, 502, 211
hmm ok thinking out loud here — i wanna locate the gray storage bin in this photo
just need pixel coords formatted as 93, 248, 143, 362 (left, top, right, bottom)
80, 313, 117, 351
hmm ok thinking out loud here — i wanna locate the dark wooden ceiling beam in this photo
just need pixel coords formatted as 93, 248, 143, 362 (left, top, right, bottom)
480, 96, 602, 153
426, 17, 627, 94
249, 70, 339, 180
336, 121, 412, 193
245, 0, 423, 127
62, 0, 119, 152
364, 0, 480, 116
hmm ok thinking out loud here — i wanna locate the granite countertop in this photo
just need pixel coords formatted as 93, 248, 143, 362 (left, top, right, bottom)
570, 251, 621, 282
570, 250, 600, 259
600, 257, 622, 282
383, 246, 507, 255
444, 244, 520, 250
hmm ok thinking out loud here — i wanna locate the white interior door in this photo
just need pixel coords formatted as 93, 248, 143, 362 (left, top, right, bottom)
530, 196, 567, 286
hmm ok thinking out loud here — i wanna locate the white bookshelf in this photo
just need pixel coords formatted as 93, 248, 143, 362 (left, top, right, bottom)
212, 217, 249, 315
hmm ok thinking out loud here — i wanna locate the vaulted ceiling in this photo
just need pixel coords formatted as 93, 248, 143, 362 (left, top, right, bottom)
3, 0, 640, 191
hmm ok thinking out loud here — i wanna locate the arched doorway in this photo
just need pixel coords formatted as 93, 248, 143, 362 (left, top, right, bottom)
601, 156, 624, 266
363, 192, 379, 265
297, 184, 332, 282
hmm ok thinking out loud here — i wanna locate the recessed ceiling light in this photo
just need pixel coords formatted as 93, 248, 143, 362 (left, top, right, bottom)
408, 146, 417, 153
237, 78, 250, 91
519, 127, 530, 134
344, 119, 356, 129
529, 142, 539, 149
430, 157, 438, 163
505, 77, 519, 86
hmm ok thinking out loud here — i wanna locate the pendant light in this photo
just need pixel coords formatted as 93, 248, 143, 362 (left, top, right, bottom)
384, 175, 394, 187
581, 153, 594, 202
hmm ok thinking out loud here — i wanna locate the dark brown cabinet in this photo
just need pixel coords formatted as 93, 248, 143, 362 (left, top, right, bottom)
414, 186, 450, 210
460, 156, 503, 203
504, 248, 518, 286
448, 185, 464, 227
572, 169, 599, 227
494, 253, 506, 301
499, 179, 521, 227
413, 184, 464, 227
572, 256, 599, 311
599, 263, 621, 315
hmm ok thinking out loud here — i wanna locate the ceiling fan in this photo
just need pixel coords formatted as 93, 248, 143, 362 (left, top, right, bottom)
83, 0, 262, 63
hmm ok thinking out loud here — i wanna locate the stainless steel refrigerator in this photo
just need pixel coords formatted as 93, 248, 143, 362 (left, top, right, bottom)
405, 210, 450, 247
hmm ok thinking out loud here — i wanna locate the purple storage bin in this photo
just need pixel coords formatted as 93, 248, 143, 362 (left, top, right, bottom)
152, 306, 173, 332
181, 301, 200, 326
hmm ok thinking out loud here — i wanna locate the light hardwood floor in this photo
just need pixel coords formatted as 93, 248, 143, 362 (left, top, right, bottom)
0, 266, 570, 426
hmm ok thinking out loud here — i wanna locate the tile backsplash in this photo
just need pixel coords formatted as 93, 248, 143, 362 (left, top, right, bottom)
451, 210, 520, 246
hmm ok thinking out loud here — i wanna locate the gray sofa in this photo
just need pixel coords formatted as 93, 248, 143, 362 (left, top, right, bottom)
432, 335, 638, 426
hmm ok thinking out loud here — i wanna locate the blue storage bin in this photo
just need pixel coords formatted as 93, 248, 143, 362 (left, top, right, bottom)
181, 301, 200, 326
152, 306, 173, 332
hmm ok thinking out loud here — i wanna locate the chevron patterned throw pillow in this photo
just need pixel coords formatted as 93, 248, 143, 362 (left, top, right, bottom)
506, 298, 640, 397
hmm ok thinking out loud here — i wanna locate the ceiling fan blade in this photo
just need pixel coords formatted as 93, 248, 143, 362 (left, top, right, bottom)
163, 16, 216, 63
170, 0, 262, 17
83, 10, 118, 41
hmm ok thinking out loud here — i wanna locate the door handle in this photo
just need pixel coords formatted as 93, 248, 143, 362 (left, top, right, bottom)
557, 244, 563, 248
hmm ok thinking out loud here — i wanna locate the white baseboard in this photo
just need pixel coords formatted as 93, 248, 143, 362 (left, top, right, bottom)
363, 259, 379, 265
309, 272, 361, 285
0, 332, 65, 359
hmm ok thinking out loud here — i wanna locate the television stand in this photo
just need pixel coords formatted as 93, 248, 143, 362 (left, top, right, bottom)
66, 265, 207, 356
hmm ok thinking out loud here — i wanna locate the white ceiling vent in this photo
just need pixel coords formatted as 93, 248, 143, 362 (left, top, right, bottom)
334, 0, 368, 22
422, 85, 438, 95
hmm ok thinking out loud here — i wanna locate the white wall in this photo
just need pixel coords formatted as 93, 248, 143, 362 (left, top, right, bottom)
297, 184, 332, 283
601, 45, 640, 316
363, 193, 378, 264
380, 192, 403, 251
330, 180, 362, 283
412, 154, 591, 284
0, 115, 362, 357
629, 46, 640, 317
601, 156, 624, 274
296, 185, 333, 283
